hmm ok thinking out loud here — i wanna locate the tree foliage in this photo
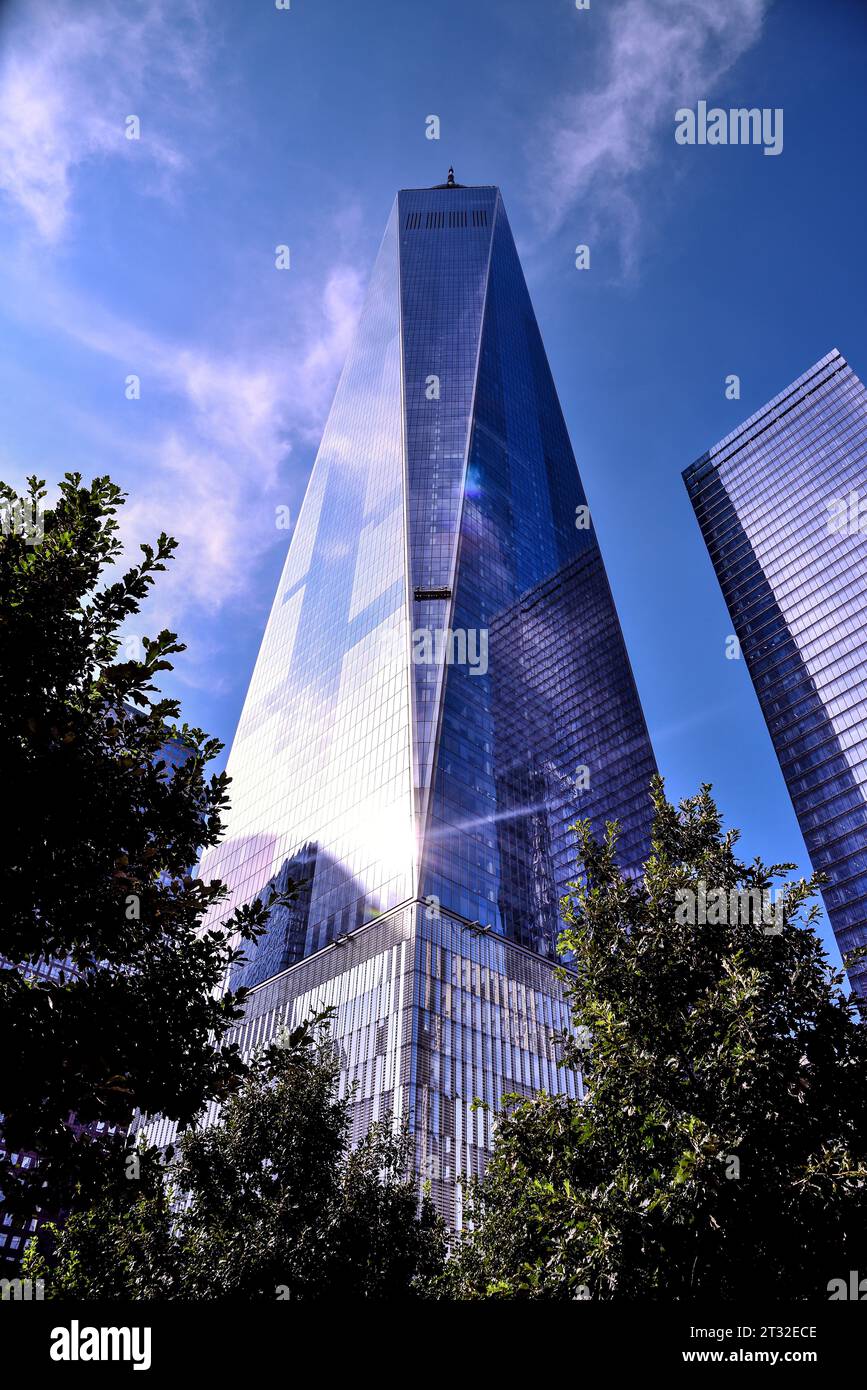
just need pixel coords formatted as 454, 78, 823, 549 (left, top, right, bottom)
444, 777, 867, 1300
0, 474, 284, 1212
25, 1015, 444, 1299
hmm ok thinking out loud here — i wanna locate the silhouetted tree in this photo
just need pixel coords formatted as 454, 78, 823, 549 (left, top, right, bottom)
444, 777, 867, 1300
0, 473, 285, 1214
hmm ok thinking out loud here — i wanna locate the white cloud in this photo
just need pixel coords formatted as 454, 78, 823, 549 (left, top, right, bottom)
0, 0, 208, 240
0, 257, 364, 621
112, 265, 364, 619
0, 0, 366, 635
534, 0, 769, 270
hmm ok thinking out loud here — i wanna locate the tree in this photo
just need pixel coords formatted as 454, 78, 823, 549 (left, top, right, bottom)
0, 473, 285, 1214
444, 777, 867, 1300
24, 1015, 444, 1299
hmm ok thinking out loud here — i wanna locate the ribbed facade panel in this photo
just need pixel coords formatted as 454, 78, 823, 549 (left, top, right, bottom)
684, 350, 867, 999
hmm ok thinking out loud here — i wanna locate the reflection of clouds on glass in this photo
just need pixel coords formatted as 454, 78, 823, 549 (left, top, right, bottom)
198, 201, 413, 958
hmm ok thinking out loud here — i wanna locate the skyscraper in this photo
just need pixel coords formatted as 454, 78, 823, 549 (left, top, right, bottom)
684, 349, 867, 1002
168, 176, 656, 1223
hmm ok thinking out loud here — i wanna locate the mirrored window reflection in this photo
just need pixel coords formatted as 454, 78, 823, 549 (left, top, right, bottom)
685, 351, 867, 999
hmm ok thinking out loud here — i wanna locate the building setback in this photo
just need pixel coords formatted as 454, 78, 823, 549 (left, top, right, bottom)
684, 349, 867, 1002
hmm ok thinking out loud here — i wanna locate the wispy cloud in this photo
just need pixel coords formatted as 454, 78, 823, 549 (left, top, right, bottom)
0, 0, 210, 241
0, 252, 364, 622
533, 0, 769, 271
115, 266, 364, 621
0, 0, 365, 639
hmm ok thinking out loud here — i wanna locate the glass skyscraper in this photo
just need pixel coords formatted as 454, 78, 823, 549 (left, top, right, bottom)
684, 349, 867, 1002
157, 176, 657, 1224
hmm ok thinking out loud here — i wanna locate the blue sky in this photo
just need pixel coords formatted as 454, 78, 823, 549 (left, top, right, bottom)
1, 0, 865, 972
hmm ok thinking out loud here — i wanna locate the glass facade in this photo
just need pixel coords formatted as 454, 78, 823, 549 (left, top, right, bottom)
684, 349, 867, 1001
416, 190, 656, 950
175, 180, 657, 1222
146, 901, 579, 1226
204, 199, 413, 967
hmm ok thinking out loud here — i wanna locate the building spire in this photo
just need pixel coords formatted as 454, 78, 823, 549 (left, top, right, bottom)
431, 166, 464, 189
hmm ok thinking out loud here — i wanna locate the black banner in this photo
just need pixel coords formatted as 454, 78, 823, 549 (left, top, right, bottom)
0, 1299, 861, 1375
